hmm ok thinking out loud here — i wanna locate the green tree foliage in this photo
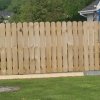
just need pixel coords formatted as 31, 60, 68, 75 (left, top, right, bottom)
0, 16, 4, 23
8, 0, 94, 22
0, 0, 11, 10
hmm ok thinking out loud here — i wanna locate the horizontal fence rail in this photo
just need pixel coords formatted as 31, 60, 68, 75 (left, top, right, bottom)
0, 21, 99, 75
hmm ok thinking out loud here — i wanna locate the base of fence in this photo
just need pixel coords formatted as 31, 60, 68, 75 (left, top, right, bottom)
84, 71, 100, 76
0, 72, 84, 80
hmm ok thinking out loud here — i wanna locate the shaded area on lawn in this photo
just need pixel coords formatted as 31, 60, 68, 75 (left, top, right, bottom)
0, 76, 100, 100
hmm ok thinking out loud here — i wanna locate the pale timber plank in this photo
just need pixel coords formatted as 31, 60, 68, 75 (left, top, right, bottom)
23, 22, 30, 74
94, 22, 99, 70
40, 22, 46, 73
17, 23, 24, 74
29, 22, 35, 73
56, 22, 63, 72
34, 22, 40, 73
51, 22, 57, 72
78, 21, 84, 71
12, 23, 18, 74
89, 22, 94, 70
67, 22, 74, 72
45, 22, 52, 73
6, 23, 12, 75
62, 21, 68, 72
83, 22, 89, 71
0, 23, 6, 75
73, 21, 79, 71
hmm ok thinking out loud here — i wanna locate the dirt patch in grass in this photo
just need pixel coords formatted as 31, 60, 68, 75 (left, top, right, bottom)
0, 86, 20, 93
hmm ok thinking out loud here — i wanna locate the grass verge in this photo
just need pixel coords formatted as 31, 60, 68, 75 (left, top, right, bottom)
0, 76, 100, 100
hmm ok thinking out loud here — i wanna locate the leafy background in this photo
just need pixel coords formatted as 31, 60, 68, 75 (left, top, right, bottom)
0, 0, 94, 22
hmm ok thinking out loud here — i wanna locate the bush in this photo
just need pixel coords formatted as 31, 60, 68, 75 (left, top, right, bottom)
8, 0, 94, 22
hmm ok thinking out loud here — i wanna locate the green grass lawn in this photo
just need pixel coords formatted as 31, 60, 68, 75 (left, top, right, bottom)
0, 76, 100, 100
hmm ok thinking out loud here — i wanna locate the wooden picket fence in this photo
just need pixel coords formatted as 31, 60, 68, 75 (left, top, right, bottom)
0, 21, 99, 75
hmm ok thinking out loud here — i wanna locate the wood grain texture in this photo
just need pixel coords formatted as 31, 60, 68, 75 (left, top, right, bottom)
0, 22, 99, 75
23, 22, 30, 74
6, 23, 12, 75
51, 22, 57, 72
12, 23, 18, 75
78, 22, 84, 71
62, 22, 68, 72
34, 22, 40, 73
89, 22, 94, 70
17, 23, 24, 74
56, 22, 63, 72
73, 21, 79, 71
40, 22, 46, 73
0, 23, 6, 75
83, 22, 89, 71
45, 22, 52, 73
29, 22, 35, 73
94, 22, 99, 70
67, 22, 73, 72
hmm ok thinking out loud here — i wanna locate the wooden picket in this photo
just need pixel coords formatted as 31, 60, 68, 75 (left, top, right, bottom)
89, 22, 94, 70
40, 22, 46, 73
94, 22, 99, 70
62, 22, 68, 72
73, 21, 79, 71
29, 22, 35, 74
0, 23, 6, 75
46, 22, 52, 73
17, 23, 24, 74
78, 22, 84, 71
57, 22, 63, 72
12, 23, 18, 75
51, 22, 57, 72
6, 23, 12, 75
83, 22, 89, 71
23, 22, 30, 74
67, 22, 73, 72
34, 22, 40, 73
0, 21, 100, 75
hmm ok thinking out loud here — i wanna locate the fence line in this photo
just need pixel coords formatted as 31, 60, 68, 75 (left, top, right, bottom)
0, 21, 99, 75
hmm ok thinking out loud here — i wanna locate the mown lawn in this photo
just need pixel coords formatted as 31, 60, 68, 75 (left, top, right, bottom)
0, 76, 100, 100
